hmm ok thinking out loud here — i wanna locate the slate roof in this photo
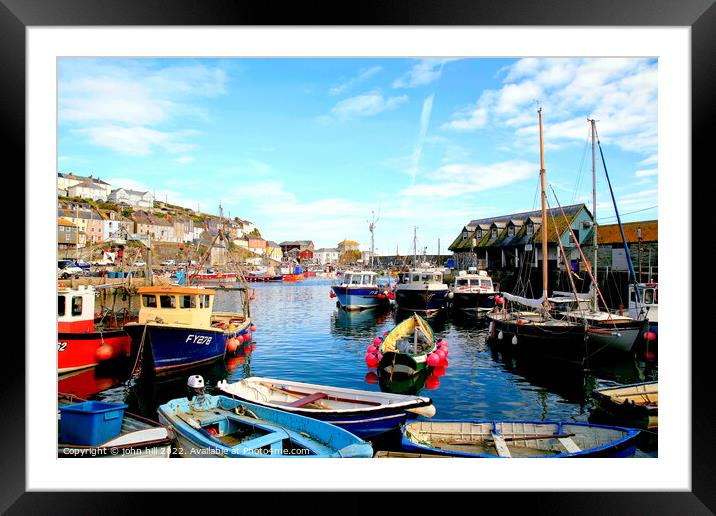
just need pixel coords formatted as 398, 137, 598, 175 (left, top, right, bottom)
450, 203, 590, 251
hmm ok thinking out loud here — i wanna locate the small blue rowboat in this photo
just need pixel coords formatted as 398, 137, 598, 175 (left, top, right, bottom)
217, 377, 436, 438
401, 420, 640, 458
158, 393, 374, 458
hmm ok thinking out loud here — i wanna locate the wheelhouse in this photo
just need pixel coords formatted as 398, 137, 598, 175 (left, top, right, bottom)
341, 271, 378, 287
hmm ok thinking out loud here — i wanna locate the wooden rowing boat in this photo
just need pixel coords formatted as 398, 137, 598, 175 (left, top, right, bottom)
216, 376, 435, 438
592, 381, 658, 430
158, 393, 374, 458
401, 420, 640, 458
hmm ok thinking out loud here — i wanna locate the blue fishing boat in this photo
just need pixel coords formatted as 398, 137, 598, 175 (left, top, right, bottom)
124, 285, 252, 374
330, 271, 390, 310
158, 377, 373, 458
401, 420, 640, 458
217, 376, 435, 438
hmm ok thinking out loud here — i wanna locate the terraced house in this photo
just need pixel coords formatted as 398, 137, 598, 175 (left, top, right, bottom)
449, 203, 595, 272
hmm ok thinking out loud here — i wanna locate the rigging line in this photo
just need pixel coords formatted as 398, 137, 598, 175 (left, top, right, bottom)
596, 206, 658, 223
572, 125, 592, 204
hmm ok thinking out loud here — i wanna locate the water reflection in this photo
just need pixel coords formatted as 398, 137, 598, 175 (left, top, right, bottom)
62, 278, 657, 456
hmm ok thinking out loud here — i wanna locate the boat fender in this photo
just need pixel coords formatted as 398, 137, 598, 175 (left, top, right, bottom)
447, 291, 454, 299
95, 344, 113, 361
497, 331, 504, 340
365, 353, 379, 368
427, 353, 441, 367
511, 335, 518, 345
407, 404, 437, 418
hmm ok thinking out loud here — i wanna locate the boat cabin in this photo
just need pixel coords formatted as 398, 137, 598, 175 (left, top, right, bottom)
138, 286, 217, 328
58, 285, 96, 332
629, 283, 658, 306
340, 271, 378, 287
453, 269, 494, 292
398, 270, 444, 286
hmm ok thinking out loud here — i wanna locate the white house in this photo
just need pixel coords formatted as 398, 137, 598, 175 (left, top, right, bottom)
68, 181, 109, 202
109, 188, 154, 208
315, 248, 340, 265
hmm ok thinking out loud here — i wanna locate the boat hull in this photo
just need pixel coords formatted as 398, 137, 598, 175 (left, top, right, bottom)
451, 292, 497, 313
585, 320, 648, 353
125, 323, 237, 374
57, 329, 130, 374
394, 288, 449, 315
331, 285, 388, 310
592, 381, 658, 430
486, 313, 586, 359
401, 420, 640, 458
379, 351, 430, 377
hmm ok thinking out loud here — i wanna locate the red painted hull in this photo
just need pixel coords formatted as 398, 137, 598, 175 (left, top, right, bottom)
57, 328, 131, 373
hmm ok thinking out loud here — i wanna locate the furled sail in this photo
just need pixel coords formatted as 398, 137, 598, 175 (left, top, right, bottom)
502, 293, 546, 308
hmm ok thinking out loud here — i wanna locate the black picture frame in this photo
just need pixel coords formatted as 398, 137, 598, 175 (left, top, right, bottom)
4, 0, 711, 512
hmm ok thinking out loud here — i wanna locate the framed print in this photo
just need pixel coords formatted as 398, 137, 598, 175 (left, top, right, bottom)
4, 0, 713, 512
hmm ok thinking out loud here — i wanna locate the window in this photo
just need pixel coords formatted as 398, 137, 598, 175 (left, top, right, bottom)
58, 296, 66, 316
142, 295, 157, 308
491, 228, 498, 238
476, 229, 482, 238
456, 279, 469, 286
199, 295, 211, 309
421, 274, 431, 282
351, 276, 362, 285
462, 232, 468, 241
508, 226, 515, 236
362, 275, 372, 284
71, 296, 83, 316
481, 279, 492, 288
526, 224, 534, 236
181, 295, 196, 309
412, 274, 420, 282
644, 289, 654, 304
434, 274, 442, 282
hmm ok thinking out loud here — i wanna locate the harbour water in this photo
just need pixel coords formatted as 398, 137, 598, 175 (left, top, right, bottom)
59, 278, 658, 457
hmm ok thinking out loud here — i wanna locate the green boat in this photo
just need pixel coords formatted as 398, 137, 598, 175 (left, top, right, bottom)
378, 314, 437, 378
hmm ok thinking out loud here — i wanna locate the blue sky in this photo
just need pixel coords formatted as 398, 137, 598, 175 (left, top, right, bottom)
58, 57, 658, 255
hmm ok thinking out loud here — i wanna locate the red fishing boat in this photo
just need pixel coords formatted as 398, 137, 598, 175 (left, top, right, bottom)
58, 285, 131, 374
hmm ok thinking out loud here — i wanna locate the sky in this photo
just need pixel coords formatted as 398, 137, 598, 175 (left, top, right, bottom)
58, 57, 658, 255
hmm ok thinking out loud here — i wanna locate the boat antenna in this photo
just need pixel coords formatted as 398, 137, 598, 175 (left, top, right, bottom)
413, 226, 418, 268
368, 209, 380, 269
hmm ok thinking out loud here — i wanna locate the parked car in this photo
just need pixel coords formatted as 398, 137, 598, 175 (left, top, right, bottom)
74, 259, 91, 270
132, 261, 146, 267
160, 259, 176, 266
58, 260, 86, 279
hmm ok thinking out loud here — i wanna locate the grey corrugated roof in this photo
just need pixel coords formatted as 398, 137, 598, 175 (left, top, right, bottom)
467, 203, 587, 227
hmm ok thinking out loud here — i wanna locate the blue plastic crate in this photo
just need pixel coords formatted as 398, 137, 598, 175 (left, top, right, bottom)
59, 401, 128, 446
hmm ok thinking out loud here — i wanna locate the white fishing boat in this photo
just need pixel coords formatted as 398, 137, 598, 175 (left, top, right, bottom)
448, 268, 498, 314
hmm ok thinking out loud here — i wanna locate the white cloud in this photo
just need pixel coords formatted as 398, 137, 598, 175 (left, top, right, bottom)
175, 156, 194, 165
442, 58, 658, 157
75, 126, 198, 156
393, 59, 459, 89
329, 66, 382, 96
59, 60, 228, 156
407, 94, 435, 181
403, 160, 535, 199
329, 91, 408, 121
635, 168, 658, 177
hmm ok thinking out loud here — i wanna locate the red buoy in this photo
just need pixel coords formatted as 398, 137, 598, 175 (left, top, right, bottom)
329, 291, 336, 298
367, 345, 378, 354
373, 337, 382, 346
427, 353, 441, 367
433, 366, 446, 377
227, 338, 239, 353
496, 296, 503, 305
95, 344, 113, 362
244, 332, 252, 342
435, 349, 447, 362
250, 324, 257, 332
644, 331, 657, 342
365, 353, 379, 368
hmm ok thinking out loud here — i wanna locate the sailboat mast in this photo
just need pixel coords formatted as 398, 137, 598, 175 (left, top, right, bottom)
590, 118, 598, 310
413, 226, 417, 267
538, 108, 548, 302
